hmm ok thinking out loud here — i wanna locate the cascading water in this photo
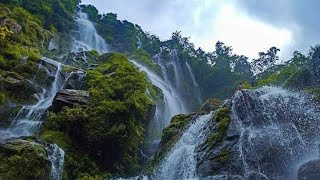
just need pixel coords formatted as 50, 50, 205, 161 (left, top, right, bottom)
131, 50, 202, 149
230, 86, 320, 179
0, 58, 67, 180
153, 112, 213, 180
9, 60, 63, 137
141, 86, 320, 180
46, 144, 65, 180
131, 60, 187, 131
71, 9, 108, 54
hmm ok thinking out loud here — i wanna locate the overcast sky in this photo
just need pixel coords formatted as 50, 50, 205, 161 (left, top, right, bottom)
81, 0, 320, 61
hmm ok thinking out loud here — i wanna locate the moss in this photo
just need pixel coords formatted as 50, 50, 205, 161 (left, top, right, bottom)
0, 92, 6, 106
128, 49, 162, 75
216, 148, 230, 164
304, 87, 320, 103
147, 113, 195, 173
0, 70, 40, 104
39, 130, 72, 151
0, 139, 51, 180
204, 107, 231, 148
198, 99, 221, 115
147, 83, 163, 103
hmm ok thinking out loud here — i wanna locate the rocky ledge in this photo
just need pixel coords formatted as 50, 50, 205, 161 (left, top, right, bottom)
50, 89, 89, 112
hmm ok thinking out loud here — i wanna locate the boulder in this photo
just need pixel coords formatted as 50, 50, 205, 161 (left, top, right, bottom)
0, 138, 51, 180
148, 99, 222, 173
0, 71, 41, 104
298, 159, 320, 180
0, 18, 22, 33
63, 71, 85, 90
51, 89, 89, 112
0, 103, 22, 128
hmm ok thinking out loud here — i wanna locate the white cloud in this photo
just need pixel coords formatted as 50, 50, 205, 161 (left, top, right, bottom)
82, 0, 294, 60
208, 3, 293, 59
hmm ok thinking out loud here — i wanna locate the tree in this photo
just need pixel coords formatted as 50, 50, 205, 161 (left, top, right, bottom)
252, 47, 280, 75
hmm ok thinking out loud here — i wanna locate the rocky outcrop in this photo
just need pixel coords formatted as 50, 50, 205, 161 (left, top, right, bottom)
0, 17, 22, 33
298, 159, 320, 180
147, 99, 221, 173
63, 71, 85, 90
50, 89, 89, 112
0, 138, 51, 180
195, 87, 320, 179
0, 103, 21, 128
0, 71, 41, 104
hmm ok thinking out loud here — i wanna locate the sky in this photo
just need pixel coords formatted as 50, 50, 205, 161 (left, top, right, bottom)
81, 0, 320, 61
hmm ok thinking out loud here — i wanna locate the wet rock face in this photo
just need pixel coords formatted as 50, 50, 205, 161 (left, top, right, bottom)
0, 138, 51, 180
298, 159, 320, 180
0, 71, 41, 104
0, 104, 21, 128
63, 71, 85, 90
51, 89, 89, 112
195, 87, 320, 179
148, 99, 221, 173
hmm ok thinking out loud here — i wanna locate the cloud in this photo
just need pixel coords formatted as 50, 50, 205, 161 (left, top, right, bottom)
237, 0, 320, 56
82, 0, 312, 60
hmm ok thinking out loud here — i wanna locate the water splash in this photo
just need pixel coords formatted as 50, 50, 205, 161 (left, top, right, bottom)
153, 112, 213, 180
46, 144, 65, 180
130, 60, 187, 134
71, 9, 108, 54
232, 86, 320, 179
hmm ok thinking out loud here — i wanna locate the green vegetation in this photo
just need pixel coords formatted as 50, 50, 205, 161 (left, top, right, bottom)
147, 113, 195, 174
216, 148, 230, 164
204, 107, 231, 148
40, 53, 152, 178
0, 139, 51, 180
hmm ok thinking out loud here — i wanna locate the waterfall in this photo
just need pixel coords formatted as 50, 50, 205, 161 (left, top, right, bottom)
140, 86, 320, 180
185, 62, 202, 104
46, 144, 65, 180
8, 60, 64, 137
153, 112, 213, 180
231, 86, 320, 179
71, 9, 108, 54
130, 49, 202, 155
130, 60, 187, 139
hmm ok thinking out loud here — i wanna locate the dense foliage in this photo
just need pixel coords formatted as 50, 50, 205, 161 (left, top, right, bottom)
40, 53, 152, 178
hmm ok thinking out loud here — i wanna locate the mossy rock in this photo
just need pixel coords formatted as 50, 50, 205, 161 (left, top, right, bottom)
0, 104, 22, 128
198, 99, 221, 115
0, 139, 51, 180
39, 130, 72, 151
147, 113, 195, 173
0, 70, 41, 104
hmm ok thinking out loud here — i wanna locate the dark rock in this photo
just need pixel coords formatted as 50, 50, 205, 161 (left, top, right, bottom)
198, 99, 221, 115
298, 159, 320, 180
0, 71, 41, 104
247, 173, 269, 180
63, 71, 85, 90
51, 89, 89, 112
0, 103, 21, 128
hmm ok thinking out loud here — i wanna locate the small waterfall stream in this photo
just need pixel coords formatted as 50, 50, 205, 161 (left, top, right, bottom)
131, 50, 202, 151
9, 60, 63, 137
71, 9, 108, 54
153, 112, 213, 180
